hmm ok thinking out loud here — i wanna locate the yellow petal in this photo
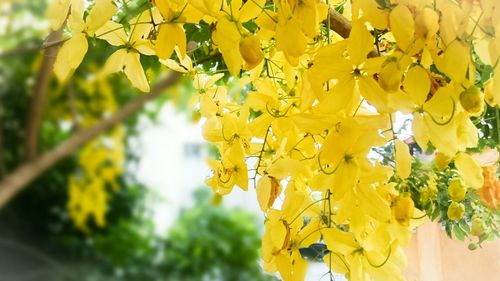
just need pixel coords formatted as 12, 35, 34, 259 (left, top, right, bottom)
123, 51, 150, 92
322, 228, 359, 256
95, 21, 127, 46
160, 59, 188, 73
412, 114, 429, 151
202, 116, 224, 142
238, 0, 265, 22
395, 139, 412, 180
267, 158, 308, 180
47, 0, 71, 30
129, 12, 154, 45
333, 161, 360, 201
358, 0, 388, 30
257, 175, 281, 212
85, 0, 117, 35
390, 4, 415, 52
156, 23, 186, 59
276, 17, 307, 63
54, 33, 88, 81
358, 184, 391, 221
492, 66, 500, 106
455, 152, 484, 189
358, 76, 390, 113
212, 18, 243, 75
318, 77, 358, 114
155, 0, 174, 20
423, 86, 455, 120
347, 21, 373, 65
403, 66, 430, 106
133, 40, 156, 56
363, 226, 390, 253
433, 41, 469, 83
271, 220, 288, 249
414, 8, 439, 41
101, 48, 127, 75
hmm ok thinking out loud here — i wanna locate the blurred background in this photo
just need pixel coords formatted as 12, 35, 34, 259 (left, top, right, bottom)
0, 1, 498, 281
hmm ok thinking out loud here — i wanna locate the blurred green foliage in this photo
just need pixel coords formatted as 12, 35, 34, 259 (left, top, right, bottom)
163, 189, 278, 281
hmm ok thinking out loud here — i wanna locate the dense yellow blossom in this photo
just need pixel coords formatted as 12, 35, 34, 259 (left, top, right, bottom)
48, 0, 500, 279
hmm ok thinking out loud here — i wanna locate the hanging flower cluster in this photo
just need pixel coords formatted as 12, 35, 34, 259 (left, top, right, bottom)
48, 0, 500, 280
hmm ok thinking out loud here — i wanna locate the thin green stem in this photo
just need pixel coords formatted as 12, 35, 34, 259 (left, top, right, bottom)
252, 126, 272, 187
289, 198, 328, 225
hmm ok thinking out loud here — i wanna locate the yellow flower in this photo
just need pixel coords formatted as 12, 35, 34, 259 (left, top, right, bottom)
322, 227, 405, 281
97, 13, 156, 92
154, 0, 202, 59
308, 21, 391, 114
211, 0, 266, 75
53, 0, 117, 81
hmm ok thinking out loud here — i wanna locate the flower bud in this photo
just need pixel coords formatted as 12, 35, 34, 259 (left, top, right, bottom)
468, 243, 478, 250
459, 85, 484, 116
239, 35, 263, 70
394, 196, 415, 225
448, 178, 467, 202
434, 152, 452, 170
470, 217, 486, 236
447, 202, 465, 221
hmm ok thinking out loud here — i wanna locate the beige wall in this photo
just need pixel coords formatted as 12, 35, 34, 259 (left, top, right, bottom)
404, 221, 500, 281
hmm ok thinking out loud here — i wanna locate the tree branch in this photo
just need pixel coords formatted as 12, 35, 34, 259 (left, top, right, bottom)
328, 9, 378, 57
0, 39, 69, 59
328, 9, 352, 39
24, 29, 63, 161
0, 73, 180, 208
67, 78, 80, 130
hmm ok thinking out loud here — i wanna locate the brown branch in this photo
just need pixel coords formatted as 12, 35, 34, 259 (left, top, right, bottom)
329, 9, 352, 39
328, 9, 378, 57
0, 39, 69, 59
24, 29, 64, 161
0, 73, 180, 208
0, 45, 38, 59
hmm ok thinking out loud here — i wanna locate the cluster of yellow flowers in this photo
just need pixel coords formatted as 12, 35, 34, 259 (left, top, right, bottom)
62, 79, 125, 231
67, 127, 125, 231
48, 0, 499, 280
